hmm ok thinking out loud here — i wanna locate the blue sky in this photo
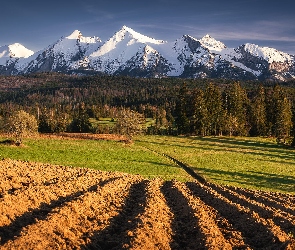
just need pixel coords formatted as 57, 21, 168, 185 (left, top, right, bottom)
1, 0, 295, 54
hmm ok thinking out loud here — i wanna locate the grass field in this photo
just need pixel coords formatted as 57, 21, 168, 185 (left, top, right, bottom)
0, 135, 190, 181
0, 134, 294, 194
136, 135, 295, 194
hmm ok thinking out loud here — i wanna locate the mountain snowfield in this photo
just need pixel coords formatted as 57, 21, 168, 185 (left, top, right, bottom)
1, 25, 294, 81
0, 43, 34, 65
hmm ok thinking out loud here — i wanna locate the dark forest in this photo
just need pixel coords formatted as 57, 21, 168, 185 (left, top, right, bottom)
0, 73, 295, 145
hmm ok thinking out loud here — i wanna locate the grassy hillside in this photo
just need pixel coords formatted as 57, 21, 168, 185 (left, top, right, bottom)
137, 136, 295, 194
0, 135, 190, 181
0, 134, 294, 194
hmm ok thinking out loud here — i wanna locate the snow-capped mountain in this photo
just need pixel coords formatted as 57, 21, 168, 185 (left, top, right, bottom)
171, 35, 259, 79
227, 43, 295, 80
0, 43, 34, 75
16, 30, 102, 74
1, 25, 295, 81
0, 43, 34, 64
89, 25, 169, 75
115, 44, 174, 77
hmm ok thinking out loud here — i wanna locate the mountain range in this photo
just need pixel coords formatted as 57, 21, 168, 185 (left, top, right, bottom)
1, 25, 295, 81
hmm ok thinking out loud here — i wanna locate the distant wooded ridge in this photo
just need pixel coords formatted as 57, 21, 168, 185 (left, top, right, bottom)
0, 73, 294, 145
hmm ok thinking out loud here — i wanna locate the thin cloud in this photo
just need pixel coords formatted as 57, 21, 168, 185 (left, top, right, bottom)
84, 7, 115, 20
173, 19, 295, 42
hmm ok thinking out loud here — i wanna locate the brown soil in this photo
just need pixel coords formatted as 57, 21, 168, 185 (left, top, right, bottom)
0, 159, 295, 249
38, 133, 128, 142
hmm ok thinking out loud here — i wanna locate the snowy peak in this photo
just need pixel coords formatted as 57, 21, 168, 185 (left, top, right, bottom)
17, 29, 103, 74
0, 43, 34, 67
9, 43, 34, 58
66, 30, 101, 44
1, 25, 295, 81
91, 25, 166, 58
199, 34, 226, 51
180, 35, 202, 52
243, 43, 293, 63
121, 25, 166, 45
143, 45, 156, 54
116, 43, 173, 77
90, 26, 165, 59
89, 26, 169, 74
0, 43, 34, 59
66, 30, 82, 39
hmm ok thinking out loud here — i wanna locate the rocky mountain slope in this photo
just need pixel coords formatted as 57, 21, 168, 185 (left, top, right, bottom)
1, 26, 294, 81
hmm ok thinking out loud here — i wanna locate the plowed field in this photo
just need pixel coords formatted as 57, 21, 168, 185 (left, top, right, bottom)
0, 159, 295, 249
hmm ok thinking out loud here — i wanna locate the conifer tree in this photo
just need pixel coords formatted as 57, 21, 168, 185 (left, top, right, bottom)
250, 85, 267, 136
175, 83, 190, 134
267, 85, 293, 142
276, 97, 293, 142
155, 108, 168, 133
204, 83, 224, 136
189, 89, 208, 136
70, 103, 92, 133
224, 82, 249, 136
291, 110, 295, 147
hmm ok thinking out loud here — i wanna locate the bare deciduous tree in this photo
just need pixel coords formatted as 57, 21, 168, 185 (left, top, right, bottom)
7, 110, 38, 145
115, 108, 145, 143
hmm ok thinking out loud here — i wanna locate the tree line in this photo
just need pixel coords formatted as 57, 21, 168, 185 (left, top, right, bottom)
174, 83, 293, 141
0, 73, 294, 145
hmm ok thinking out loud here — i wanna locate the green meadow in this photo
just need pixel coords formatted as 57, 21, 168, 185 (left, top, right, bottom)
0, 135, 189, 181
1, 134, 295, 194
137, 136, 295, 194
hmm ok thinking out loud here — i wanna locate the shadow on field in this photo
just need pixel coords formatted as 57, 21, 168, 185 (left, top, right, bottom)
192, 137, 295, 162
0, 139, 16, 145
83, 180, 148, 250
193, 136, 280, 149
208, 183, 295, 236
139, 161, 173, 168
225, 186, 295, 216
139, 137, 295, 164
0, 177, 121, 245
161, 181, 206, 249
186, 182, 286, 249
196, 167, 295, 193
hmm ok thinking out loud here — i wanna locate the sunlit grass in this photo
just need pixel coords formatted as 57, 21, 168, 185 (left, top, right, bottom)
0, 135, 190, 181
1, 134, 294, 193
136, 135, 295, 194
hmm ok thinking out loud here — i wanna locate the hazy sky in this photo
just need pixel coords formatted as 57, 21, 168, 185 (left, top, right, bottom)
1, 0, 295, 54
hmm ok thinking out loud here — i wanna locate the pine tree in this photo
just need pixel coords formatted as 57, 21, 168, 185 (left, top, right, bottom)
224, 82, 250, 136
291, 109, 295, 147
175, 83, 190, 134
267, 85, 293, 142
155, 108, 168, 134
70, 103, 92, 133
204, 83, 224, 136
276, 97, 293, 142
250, 85, 267, 136
189, 89, 208, 136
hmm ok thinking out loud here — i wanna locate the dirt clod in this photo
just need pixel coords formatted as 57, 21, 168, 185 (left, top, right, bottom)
0, 159, 295, 249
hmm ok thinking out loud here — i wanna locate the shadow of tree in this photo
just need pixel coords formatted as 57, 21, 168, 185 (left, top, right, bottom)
138, 136, 295, 163
195, 167, 295, 193
191, 136, 295, 161
208, 183, 295, 236
186, 182, 286, 249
